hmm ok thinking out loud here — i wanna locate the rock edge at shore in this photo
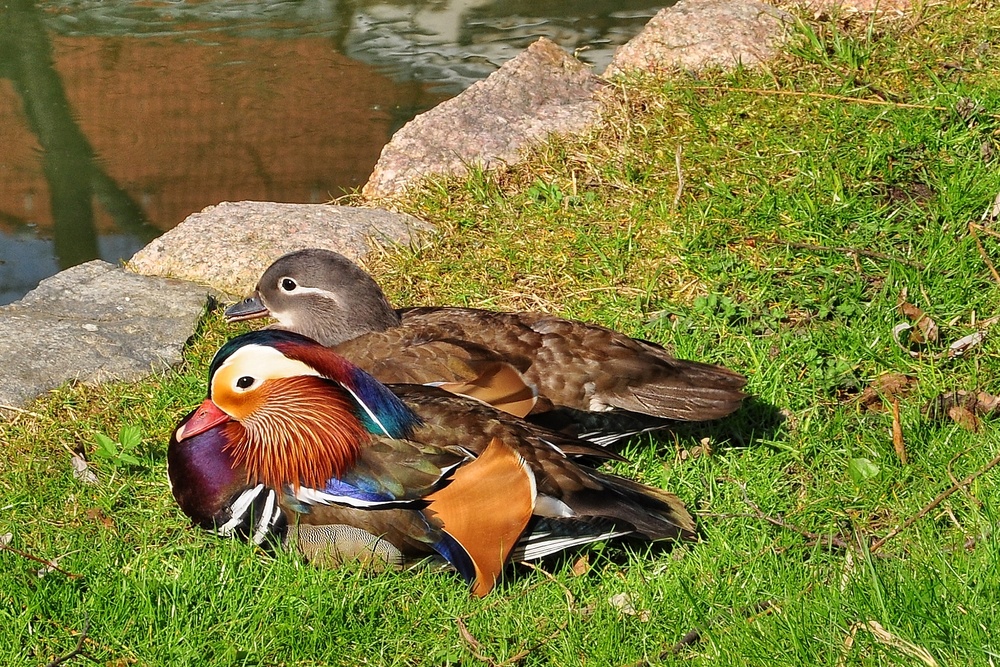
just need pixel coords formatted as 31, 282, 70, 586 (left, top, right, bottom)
0, 0, 915, 408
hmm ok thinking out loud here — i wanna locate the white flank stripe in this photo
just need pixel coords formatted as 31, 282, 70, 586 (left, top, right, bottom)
216, 485, 264, 535
252, 490, 278, 545
512, 529, 631, 561
578, 430, 648, 448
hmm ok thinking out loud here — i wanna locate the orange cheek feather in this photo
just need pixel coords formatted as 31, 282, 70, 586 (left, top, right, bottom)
220, 377, 369, 491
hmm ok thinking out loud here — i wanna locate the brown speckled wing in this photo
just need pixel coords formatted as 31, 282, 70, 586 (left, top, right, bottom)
395, 307, 746, 421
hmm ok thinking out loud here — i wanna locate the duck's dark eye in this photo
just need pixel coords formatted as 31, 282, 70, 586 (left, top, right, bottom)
236, 376, 255, 389
280, 278, 297, 292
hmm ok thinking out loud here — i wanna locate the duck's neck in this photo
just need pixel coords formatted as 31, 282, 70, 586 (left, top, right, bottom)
279, 342, 422, 439
167, 422, 247, 525
297, 287, 400, 347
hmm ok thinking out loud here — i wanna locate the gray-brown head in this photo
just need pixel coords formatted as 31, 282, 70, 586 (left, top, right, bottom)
224, 249, 400, 346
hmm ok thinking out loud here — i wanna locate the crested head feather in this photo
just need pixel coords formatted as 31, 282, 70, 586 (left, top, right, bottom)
209, 330, 320, 384
211, 330, 420, 439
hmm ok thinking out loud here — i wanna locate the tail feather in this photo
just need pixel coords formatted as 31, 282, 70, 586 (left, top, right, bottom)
526, 407, 672, 448
601, 351, 747, 421
561, 471, 697, 542
615, 385, 746, 422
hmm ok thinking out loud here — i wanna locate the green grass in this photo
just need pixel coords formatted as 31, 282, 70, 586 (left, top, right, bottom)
5, 3, 1000, 664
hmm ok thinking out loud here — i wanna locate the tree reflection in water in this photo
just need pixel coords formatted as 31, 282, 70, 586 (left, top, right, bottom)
0, 0, 668, 305
0, 0, 153, 274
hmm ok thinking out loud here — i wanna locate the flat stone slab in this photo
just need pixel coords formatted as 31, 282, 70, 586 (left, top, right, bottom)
0, 260, 210, 408
605, 0, 792, 77
128, 201, 429, 295
363, 37, 604, 200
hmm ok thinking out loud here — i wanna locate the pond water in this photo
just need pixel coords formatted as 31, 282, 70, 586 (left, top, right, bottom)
0, 0, 671, 305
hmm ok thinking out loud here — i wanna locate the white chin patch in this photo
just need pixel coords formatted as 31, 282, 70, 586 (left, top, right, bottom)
268, 310, 295, 327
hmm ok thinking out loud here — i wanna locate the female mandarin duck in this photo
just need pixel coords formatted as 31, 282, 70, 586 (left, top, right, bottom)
168, 329, 697, 596
224, 249, 746, 440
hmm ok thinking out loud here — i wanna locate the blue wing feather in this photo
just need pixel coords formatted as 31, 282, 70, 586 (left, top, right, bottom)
342, 365, 421, 438
321, 476, 396, 502
290, 480, 421, 510
432, 531, 477, 585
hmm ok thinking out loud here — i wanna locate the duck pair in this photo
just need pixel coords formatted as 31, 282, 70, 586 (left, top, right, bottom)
224, 249, 747, 440
168, 249, 747, 595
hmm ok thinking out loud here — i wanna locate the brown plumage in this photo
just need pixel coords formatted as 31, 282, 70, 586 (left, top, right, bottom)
224, 249, 747, 434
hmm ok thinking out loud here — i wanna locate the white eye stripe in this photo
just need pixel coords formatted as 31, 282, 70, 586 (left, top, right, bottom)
279, 284, 341, 301
213, 345, 322, 401
212, 343, 322, 410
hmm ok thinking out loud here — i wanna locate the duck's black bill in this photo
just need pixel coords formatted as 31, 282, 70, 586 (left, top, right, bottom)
224, 295, 269, 322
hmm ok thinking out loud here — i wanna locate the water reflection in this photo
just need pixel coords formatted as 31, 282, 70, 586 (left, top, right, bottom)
0, 0, 152, 273
0, 0, 669, 305
43, 0, 665, 90
347, 0, 668, 89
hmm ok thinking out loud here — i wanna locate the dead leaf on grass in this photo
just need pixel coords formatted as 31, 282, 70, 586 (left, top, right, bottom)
70, 452, 98, 485
86, 508, 114, 530
858, 373, 917, 412
947, 330, 987, 358
692, 437, 712, 458
892, 299, 993, 360
948, 405, 981, 432
37, 556, 63, 578
897, 294, 939, 345
924, 390, 1000, 428
571, 555, 590, 577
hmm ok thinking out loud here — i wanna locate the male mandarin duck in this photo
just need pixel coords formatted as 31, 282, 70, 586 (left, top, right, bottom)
168, 329, 697, 596
224, 249, 746, 441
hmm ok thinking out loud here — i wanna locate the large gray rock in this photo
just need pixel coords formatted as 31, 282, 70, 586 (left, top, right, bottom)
362, 37, 604, 200
605, 0, 792, 77
0, 261, 210, 408
128, 201, 429, 295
